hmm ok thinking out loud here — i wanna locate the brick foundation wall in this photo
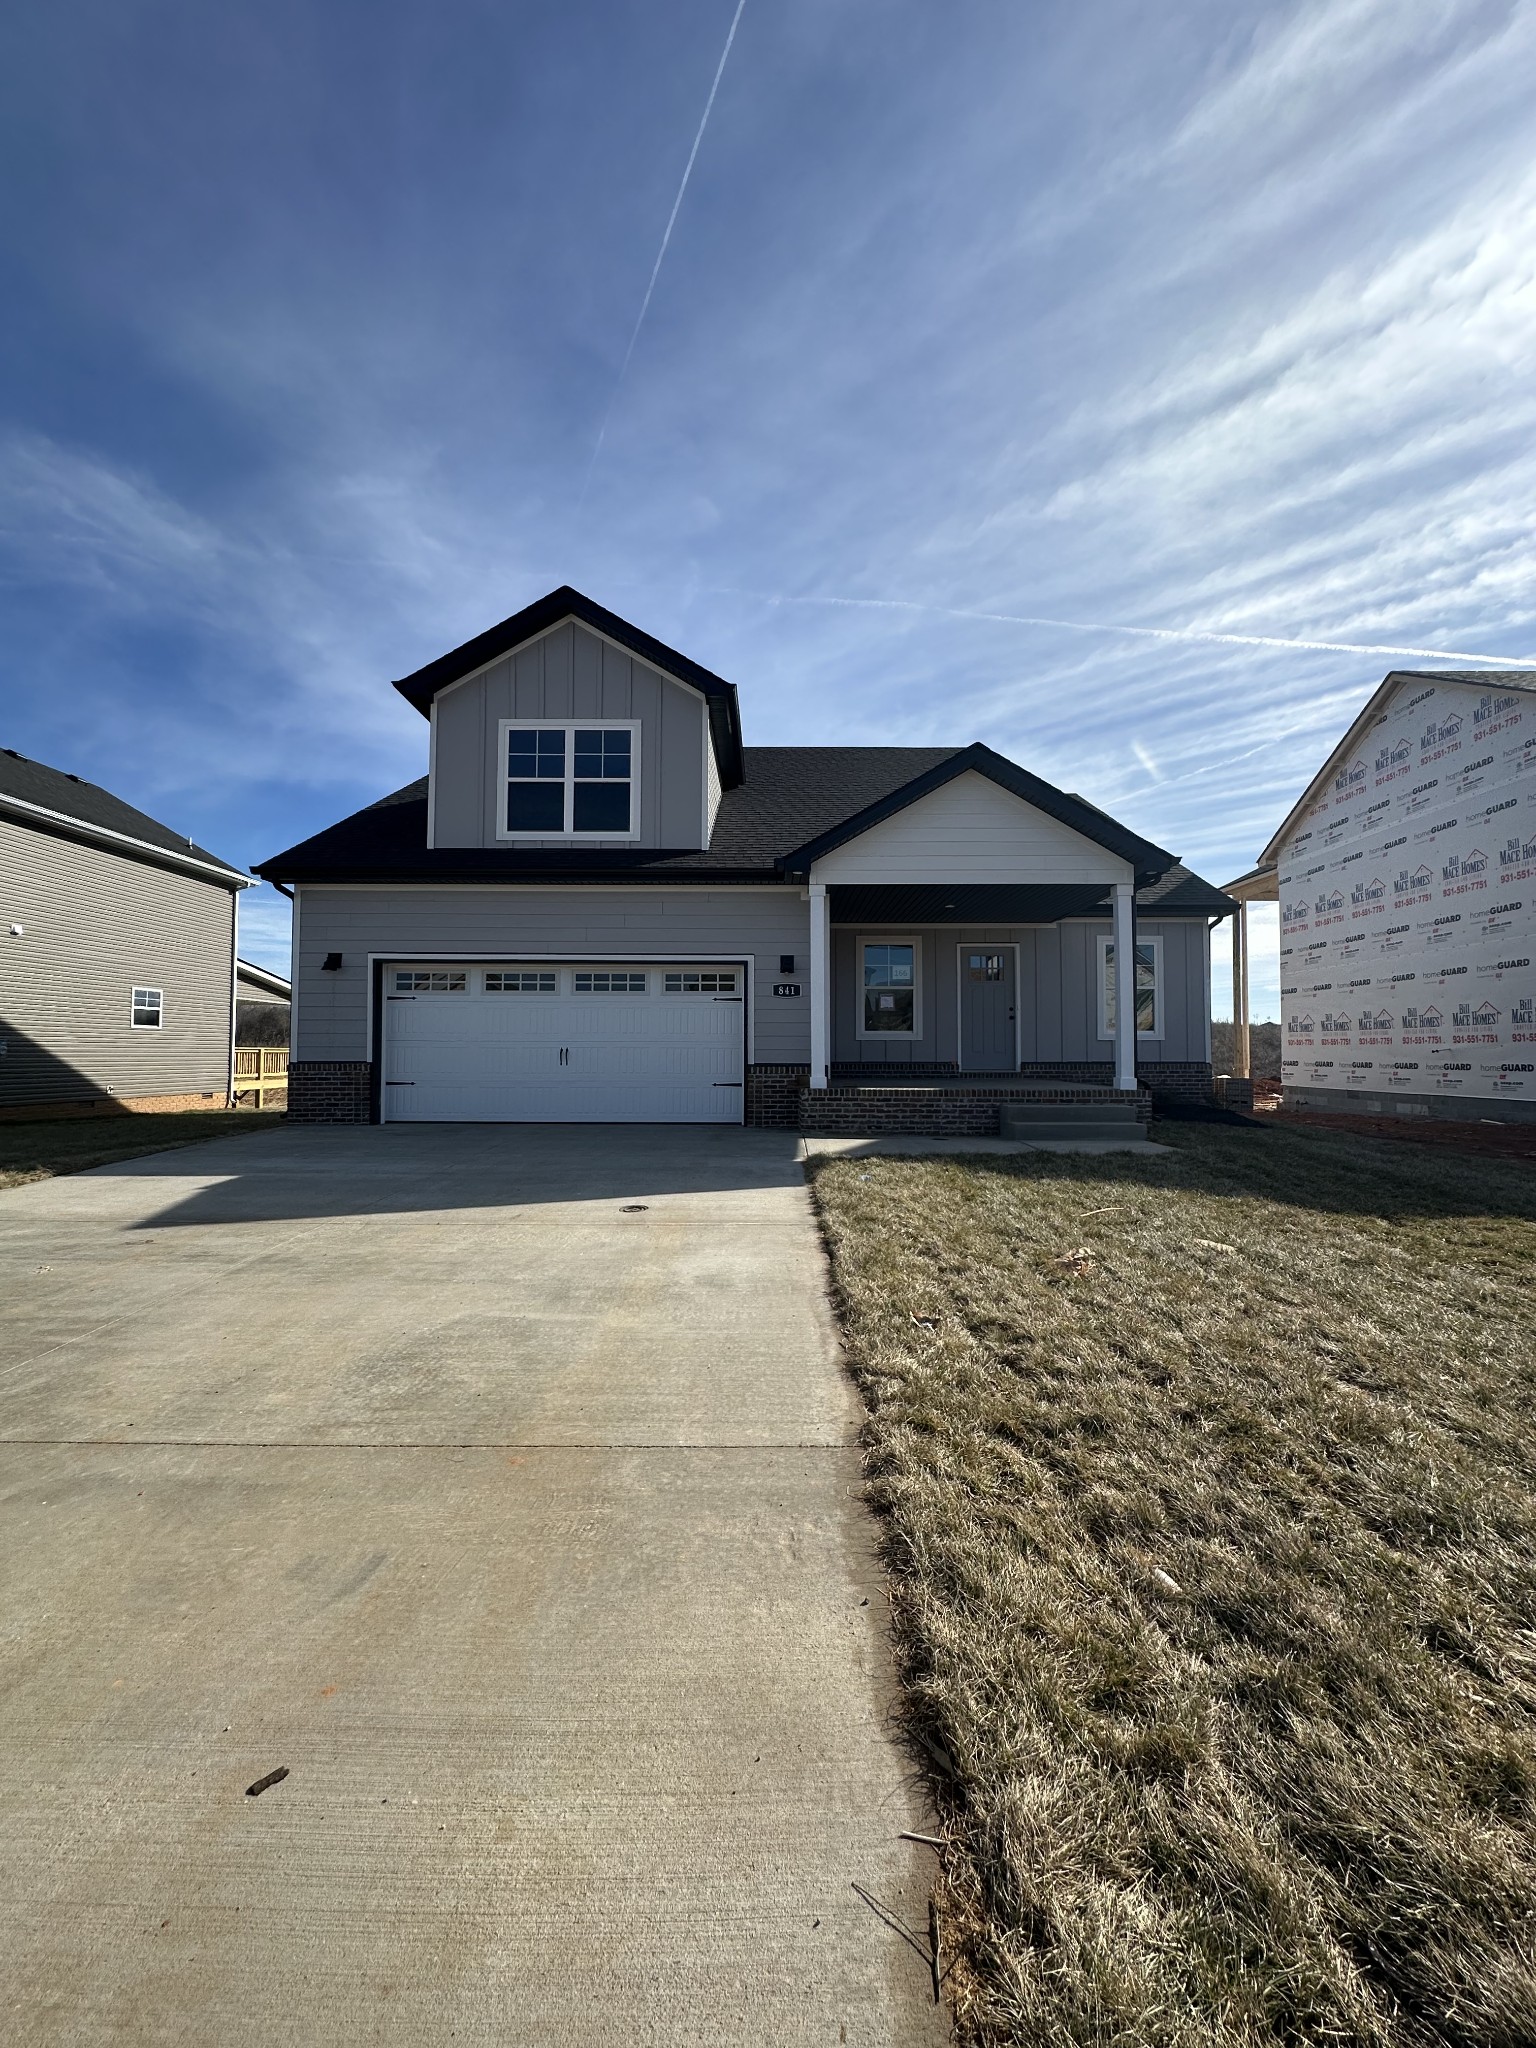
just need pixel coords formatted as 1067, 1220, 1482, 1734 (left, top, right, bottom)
799, 1081, 1148, 1136
1141, 1061, 1215, 1105
0, 1091, 231, 1123
746, 1065, 809, 1128
286, 1061, 373, 1124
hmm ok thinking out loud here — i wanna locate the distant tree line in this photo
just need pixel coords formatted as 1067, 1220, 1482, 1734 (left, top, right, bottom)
1210, 1020, 1280, 1077
237, 1001, 290, 1048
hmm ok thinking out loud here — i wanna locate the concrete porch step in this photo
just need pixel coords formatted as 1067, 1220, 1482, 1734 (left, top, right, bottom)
999, 1105, 1146, 1122
1000, 1117, 1155, 1144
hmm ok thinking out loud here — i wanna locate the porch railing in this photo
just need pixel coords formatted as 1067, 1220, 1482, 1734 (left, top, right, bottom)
233, 1047, 289, 1106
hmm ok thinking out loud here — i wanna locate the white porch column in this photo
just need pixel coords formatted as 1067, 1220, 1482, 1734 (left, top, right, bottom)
1232, 901, 1251, 1078
808, 882, 830, 1091
1112, 880, 1136, 1092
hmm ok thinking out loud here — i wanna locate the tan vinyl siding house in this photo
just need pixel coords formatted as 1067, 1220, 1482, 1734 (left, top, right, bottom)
0, 753, 250, 1115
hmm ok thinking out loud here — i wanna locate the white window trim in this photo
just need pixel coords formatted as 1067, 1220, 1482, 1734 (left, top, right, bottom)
856, 934, 922, 1042
1097, 933, 1163, 1041
131, 985, 164, 1029
496, 718, 642, 842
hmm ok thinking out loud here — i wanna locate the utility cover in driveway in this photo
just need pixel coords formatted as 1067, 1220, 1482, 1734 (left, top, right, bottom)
382, 961, 745, 1121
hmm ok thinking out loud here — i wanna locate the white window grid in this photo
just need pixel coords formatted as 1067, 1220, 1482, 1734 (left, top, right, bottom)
856, 937, 922, 1040
485, 971, 557, 992
497, 719, 641, 841
1097, 935, 1163, 1040
131, 986, 163, 1028
395, 971, 467, 992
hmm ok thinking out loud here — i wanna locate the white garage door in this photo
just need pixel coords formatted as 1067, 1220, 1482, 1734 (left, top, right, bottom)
381, 962, 746, 1123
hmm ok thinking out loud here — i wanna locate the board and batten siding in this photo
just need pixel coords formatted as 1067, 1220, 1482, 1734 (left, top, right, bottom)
811, 772, 1136, 886
430, 621, 712, 851
832, 919, 1209, 1066
293, 886, 812, 1064
0, 817, 236, 1107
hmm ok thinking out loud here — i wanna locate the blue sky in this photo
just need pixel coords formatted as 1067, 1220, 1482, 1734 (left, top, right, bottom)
4, 0, 1534, 1010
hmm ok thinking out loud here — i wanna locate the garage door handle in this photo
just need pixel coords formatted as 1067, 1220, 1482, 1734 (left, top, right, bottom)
385, 1080, 414, 1086
386, 995, 415, 1001
714, 996, 743, 1003
714, 1082, 743, 1088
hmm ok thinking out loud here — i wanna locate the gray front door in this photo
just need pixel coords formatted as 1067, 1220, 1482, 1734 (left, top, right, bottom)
960, 946, 1016, 1071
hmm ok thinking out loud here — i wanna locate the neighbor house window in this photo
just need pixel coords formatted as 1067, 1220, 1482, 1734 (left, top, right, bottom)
859, 940, 918, 1037
1098, 936, 1162, 1039
131, 986, 163, 1028
501, 721, 638, 838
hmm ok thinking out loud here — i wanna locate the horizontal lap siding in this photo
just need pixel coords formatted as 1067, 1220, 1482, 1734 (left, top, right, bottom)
811, 772, 1136, 885
432, 622, 708, 850
294, 887, 811, 1063
0, 818, 234, 1106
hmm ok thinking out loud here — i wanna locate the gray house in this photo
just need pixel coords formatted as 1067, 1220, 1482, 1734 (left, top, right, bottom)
258, 589, 1233, 1130
1, 749, 251, 1115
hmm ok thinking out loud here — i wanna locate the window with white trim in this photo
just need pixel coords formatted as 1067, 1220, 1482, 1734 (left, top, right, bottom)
663, 970, 738, 993
859, 940, 919, 1037
501, 721, 638, 837
574, 971, 646, 993
1098, 936, 1162, 1039
131, 986, 163, 1028
485, 971, 557, 992
394, 971, 467, 992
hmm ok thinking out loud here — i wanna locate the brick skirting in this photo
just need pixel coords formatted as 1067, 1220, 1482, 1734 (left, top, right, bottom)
1140, 1060, 1215, 1105
0, 1091, 230, 1122
286, 1061, 373, 1124
745, 1064, 809, 1128
799, 1080, 1148, 1136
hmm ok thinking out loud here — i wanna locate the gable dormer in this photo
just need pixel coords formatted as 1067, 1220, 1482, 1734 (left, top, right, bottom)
392, 588, 743, 853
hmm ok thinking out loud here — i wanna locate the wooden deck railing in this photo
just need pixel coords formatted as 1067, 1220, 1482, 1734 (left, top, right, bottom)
233, 1047, 289, 1105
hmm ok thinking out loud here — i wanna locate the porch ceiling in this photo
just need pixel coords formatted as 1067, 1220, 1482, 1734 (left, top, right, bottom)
827, 883, 1113, 923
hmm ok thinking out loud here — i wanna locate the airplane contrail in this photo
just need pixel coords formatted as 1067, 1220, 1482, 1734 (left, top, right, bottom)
576, 0, 749, 516
733, 588, 1536, 667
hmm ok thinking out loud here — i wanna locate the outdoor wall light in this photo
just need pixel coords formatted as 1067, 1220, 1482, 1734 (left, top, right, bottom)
8, 924, 22, 936
322, 952, 343, 971
780, 953, 795, 973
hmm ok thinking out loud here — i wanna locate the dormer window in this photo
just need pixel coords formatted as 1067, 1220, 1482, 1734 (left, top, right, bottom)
499, 720, 639, 839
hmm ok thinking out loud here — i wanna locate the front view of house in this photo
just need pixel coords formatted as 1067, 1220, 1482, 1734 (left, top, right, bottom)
258, 589, 1232, 1129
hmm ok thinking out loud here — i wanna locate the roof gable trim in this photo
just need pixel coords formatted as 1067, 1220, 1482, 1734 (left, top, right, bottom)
778, 744, 1174, 879
1257, 668, 1536, 867
391, 585, 745, 789
0, 790, 252, 888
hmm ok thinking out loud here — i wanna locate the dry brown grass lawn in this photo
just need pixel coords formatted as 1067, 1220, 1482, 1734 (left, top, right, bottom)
0, 1109, 285, 1191
810, 1120, 1536, 2048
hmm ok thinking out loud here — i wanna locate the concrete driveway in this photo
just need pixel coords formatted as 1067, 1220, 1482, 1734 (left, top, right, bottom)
1, 1125, 947, 2046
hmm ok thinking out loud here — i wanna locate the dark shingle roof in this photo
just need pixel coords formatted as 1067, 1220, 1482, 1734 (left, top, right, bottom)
256, 747, 1227, 912
0, 748, 247, 883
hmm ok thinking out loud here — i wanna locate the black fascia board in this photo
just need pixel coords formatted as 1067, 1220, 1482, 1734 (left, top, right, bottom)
776, 743, 1175, 881
389, 586, 745, 788
255, 854, 783, 885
